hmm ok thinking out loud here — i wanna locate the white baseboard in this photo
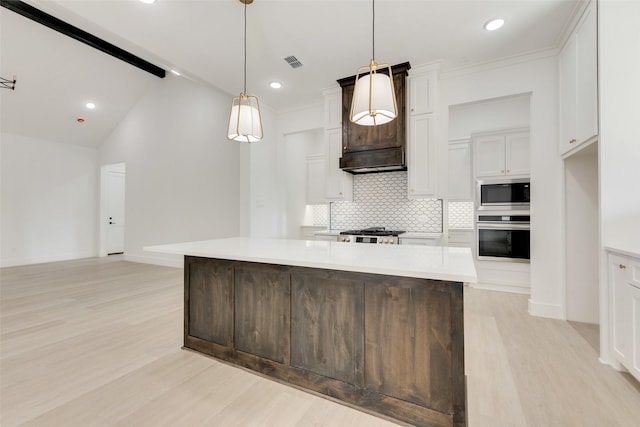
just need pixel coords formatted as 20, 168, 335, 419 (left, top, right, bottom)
528, 299, 564, 319
472, 281, 530, 295
0, 251, 97, 268
124, 253, 183, 269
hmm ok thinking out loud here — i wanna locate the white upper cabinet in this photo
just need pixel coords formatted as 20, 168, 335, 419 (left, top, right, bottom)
559, 0, 598, 157
322, 88, 353, 201
306, 154, 325, 205
409, 72, 436, 116
447, 140, 472, 200
407, 66, 439, 199
505, 132, 531, 176
408, 113, 436, 198
474, 128, 530, 178
323, 88, 342, 130
324, 128, 353, 201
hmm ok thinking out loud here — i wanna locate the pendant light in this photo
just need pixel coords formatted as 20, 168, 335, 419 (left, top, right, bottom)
350, 0, 397, 127
227, 0, 263, 142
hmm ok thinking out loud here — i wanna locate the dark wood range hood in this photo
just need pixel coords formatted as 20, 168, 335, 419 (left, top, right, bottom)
337, 62, 410, 174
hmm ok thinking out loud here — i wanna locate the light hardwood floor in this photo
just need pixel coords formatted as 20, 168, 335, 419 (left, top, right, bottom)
1, 257, 639, 427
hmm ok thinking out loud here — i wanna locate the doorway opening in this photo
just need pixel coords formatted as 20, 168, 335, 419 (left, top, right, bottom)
99, 163, 126, 256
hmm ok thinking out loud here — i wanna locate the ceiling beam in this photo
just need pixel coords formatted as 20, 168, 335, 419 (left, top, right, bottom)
1, 0, 166, 78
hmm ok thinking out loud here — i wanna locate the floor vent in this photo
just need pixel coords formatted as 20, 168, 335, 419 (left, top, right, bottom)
284, 55, 303, 69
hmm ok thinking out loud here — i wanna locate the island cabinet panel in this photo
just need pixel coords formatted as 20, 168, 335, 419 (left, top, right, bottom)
290, 269, 364, 385
185, 258, 233, 346
182, 256, 465, 427
233, 264, 291, 364
365, 281, 453, 413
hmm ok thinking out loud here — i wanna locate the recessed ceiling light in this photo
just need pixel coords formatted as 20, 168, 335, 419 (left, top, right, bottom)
484, 18, 505, 31
269, 81, 282, 89
86, 102, 96, 109
139, 0, 156, 4
170, 69, 181, 76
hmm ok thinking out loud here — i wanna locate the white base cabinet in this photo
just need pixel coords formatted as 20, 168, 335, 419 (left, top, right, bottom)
608, 251, 640, 382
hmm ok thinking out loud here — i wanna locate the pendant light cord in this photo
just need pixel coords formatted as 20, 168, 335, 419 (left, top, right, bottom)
243, 1, 247, 94
372, 0, 375, 61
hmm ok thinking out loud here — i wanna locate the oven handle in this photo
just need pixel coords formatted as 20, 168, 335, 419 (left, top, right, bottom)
476, 223, 530, 230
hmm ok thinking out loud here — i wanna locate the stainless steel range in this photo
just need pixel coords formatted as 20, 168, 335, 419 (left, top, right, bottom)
339, 227, 406, 244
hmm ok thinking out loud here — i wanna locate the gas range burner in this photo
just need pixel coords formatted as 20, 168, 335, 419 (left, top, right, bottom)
339, 227, 406, 244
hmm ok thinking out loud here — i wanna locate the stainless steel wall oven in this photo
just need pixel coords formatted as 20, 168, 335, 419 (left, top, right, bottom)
476, 213, 530, 262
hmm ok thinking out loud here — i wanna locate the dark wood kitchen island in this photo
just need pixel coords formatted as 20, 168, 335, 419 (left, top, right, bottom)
145, 237, 477, 427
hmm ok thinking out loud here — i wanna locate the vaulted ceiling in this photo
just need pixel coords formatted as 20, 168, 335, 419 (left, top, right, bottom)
0, 0, 581, 147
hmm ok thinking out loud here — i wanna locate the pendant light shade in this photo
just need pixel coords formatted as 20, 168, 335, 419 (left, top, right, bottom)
351, 60, 397, 126
228, 93, 263, 142
227, 0, 263, 142
350, 0, 397, 127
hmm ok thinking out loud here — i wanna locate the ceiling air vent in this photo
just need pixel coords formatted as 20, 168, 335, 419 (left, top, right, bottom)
284, 55, 303, 69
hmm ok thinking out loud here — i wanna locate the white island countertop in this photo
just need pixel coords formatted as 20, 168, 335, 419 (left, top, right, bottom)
144, 237, 477, 283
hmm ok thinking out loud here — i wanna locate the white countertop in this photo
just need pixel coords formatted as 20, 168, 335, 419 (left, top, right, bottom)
145, 237, 477, 283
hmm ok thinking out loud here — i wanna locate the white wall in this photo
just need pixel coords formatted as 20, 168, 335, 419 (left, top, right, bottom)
565, 146, 599, 323
448, 94, 530, 140
99, 75, 242, 267
599, 0, 640, 244
0, 133, 98, 266
245, 105, 281, 238
439, 53, 563, 318
598, 0, 640, 365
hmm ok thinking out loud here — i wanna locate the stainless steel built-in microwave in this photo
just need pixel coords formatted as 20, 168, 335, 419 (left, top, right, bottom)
476, 178, 530, 211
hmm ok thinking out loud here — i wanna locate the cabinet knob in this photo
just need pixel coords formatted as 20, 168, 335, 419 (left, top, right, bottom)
343, 146, 347, 151
569, 138, 577, 144
619, 264, 627, 269
506, 169, 510, 173
411, 188, 414, 192
501, 170, 505, 174
339, 192, 343, 195
411, 108, 414, 112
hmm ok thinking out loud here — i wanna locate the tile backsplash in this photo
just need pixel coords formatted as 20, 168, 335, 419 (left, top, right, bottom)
331, 171, 442, 232
448, 201, 474, 229
311, 204, 328, 226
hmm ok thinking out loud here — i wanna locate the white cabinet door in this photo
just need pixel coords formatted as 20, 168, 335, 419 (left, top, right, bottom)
408, 113, 436, 198
559, 35, 577, 154
505, 132, 530, 176
399, 238, 438, 246
306, 154, 325, 204
610, 253, 640, 381
559, 0, 598, 156
315, 234, 338, 242
323, 88, 342, 130
409, 73, 435, 116
447, 230, 473, 248
612, 255, 632, 365
631, 284, 640, 380
324, 128, 353, 201
575, 2, 598, 144
447, 141, 471, 200
475, 135, 506, 177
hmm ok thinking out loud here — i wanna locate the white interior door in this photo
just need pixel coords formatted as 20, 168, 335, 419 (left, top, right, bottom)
106, 171, 125, 254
